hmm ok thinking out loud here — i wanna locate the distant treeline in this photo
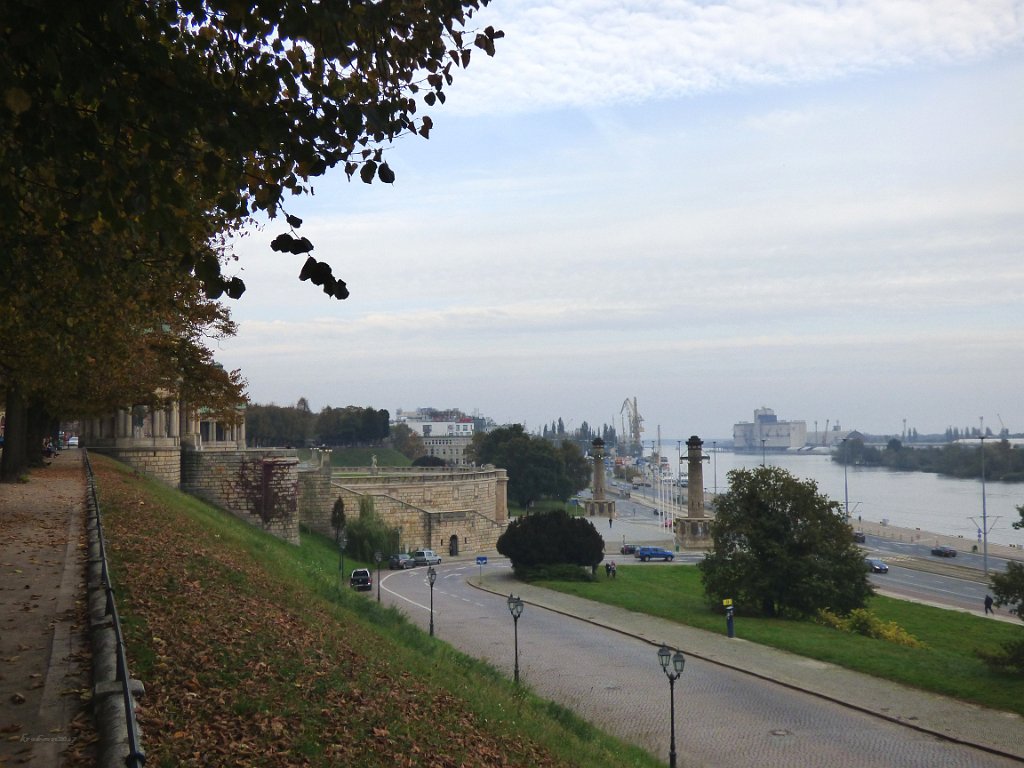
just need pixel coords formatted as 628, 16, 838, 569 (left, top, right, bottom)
838, 438, 1024, 482
541, 418, 617, 447
246, 398, 389, 448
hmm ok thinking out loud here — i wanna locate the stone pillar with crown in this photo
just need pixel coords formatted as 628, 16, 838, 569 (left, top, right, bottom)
676, 435, 714, 549
583, 437, 616, 519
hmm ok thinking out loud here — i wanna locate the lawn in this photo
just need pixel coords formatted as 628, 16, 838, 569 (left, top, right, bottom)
93, 455, 660, 768
535, 564, 1024, 716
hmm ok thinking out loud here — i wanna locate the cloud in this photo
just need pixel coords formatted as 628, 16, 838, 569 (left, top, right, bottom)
452, 0, 1024, 114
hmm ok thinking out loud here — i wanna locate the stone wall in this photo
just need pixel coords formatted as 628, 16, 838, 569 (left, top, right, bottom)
299, 458, 508, 556
92, 446, 182, 487
181, 448, 301, 545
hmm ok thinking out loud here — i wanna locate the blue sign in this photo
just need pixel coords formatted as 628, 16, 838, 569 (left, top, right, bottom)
476, 555, 488, 565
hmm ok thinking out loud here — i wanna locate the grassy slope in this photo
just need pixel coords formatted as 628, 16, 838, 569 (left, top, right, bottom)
94, 455, 658, 768
536, 565, 1024, 715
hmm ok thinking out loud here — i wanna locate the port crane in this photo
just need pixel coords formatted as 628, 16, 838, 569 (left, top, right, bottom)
620, 397, 644, 456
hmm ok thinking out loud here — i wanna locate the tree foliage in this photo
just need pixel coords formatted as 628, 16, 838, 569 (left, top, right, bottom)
496, 510, 604, 571
2, 0, 501, 301
699, 466, 873, 618
991, 561, 1024, 621
316, 406, 390, 446
470, 425, 590, 507
390, 423, 427, 460
345, 496, 398, 562
1, 1, 501, 480
835, 438, 1024, 482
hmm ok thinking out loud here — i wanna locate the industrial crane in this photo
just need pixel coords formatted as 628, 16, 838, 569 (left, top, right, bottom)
620, 397, 644, 456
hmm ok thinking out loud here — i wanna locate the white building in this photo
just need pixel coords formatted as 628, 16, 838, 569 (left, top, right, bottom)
733, 407, 807, 452
402, 417, 475, 465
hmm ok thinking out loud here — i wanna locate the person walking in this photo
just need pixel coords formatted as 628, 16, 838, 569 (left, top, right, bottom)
984, 594, 994, 614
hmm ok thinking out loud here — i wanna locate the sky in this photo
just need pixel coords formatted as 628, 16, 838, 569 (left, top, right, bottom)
215, 0, 1024, 442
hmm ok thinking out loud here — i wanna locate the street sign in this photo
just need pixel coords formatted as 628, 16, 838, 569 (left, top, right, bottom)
476, 556, 488, 565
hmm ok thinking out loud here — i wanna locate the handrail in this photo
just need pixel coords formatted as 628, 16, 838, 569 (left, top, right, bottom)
84, 451, 146, 768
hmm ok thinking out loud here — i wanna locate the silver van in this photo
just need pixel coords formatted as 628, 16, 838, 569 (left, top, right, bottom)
409, 549, 442, 566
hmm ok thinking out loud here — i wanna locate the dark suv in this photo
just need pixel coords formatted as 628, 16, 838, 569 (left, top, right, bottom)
349, 568, 372, 591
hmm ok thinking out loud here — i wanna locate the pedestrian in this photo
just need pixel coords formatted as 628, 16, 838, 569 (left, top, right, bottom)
605, 562, 611, 578
984, 594, 994, 614
610, 561, 617, 579
608, 516, 612, 529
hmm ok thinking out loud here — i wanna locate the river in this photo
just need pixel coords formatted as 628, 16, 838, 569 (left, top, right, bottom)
648, 444, 1024, 548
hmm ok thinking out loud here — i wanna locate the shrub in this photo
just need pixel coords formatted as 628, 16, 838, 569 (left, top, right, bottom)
496, 510, 604, 569
816, 608, 923, 648
976, 636, 1024, 676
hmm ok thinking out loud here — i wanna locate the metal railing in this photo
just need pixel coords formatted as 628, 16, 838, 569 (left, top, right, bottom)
84, 451, 146, 768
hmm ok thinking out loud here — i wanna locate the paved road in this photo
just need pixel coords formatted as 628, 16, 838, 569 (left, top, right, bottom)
378, 560, 1022, 768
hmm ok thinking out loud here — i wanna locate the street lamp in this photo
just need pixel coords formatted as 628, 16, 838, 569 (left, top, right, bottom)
760, 438, 766, 467
374, 551, 383, 602
427, 566, 437, 636
507, 593, 524, 684
842, 438, 850, 521
980, 433, 989, 576
337, 531, 348, 592
657, 644, 686, 768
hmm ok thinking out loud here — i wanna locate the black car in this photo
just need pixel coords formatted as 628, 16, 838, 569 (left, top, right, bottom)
852, 531, 866, 543
388, 553, 413, 570
931, 545, 957, 558
620, 544, 638, 555
864, 557, 889, 573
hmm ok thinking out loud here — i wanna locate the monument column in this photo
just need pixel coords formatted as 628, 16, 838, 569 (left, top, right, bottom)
686, 435, 706, 518
592, 437, 606, 501
584, 437, 615, 519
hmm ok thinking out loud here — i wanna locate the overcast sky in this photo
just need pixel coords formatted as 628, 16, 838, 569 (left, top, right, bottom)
217, 0, 1024, 442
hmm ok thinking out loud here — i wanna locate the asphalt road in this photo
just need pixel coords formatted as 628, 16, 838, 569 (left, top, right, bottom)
377, 560, 1021, 768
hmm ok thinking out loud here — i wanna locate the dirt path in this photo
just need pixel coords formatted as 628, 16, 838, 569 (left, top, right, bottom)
0, 450, 93, 767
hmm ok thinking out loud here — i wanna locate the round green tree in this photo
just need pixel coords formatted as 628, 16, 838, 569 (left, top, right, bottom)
699, 466, 872, 618
497, 510, 604, 575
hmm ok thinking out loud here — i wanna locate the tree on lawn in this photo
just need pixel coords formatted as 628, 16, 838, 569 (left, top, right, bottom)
699, 466, 872, 618
496, 510, 604, 574
981, 504, 1024, 674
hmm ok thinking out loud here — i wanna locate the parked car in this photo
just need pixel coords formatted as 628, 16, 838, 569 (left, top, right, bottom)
349, 568, 372, 591
409, 549, 442, 566
931, 545, 957, 558
635, 546, 674, 562
864, 557, 889, 573
388, 553, 413, 570
852, 531, 866, 543
620, 543, 638, 555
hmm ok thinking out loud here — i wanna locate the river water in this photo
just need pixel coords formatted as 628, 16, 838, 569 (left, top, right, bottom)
650, 445, 1024, 548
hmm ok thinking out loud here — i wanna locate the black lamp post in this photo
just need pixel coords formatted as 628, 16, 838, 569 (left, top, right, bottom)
507, 594, 524, 683
374, 551, 383, 602
337, 531, 348, 592
427, 566, 437, 636
657, 644, 686, 768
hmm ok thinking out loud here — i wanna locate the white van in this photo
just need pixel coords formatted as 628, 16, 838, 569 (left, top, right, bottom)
409, 549, 442, 566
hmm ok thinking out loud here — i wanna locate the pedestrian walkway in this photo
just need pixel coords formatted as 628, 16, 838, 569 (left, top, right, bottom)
0, 450, 91, 767
472, 568, 1024, 763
